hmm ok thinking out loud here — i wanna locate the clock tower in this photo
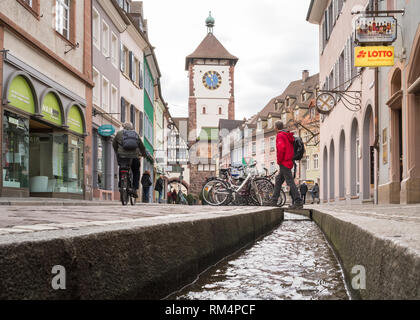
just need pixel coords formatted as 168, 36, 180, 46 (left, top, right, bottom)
185, 12, 238, 195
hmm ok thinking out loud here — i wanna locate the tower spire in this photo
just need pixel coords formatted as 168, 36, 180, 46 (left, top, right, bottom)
205, 11, 215, 34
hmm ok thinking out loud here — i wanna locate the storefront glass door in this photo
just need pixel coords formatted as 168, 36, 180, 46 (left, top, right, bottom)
3, 111, 29, 189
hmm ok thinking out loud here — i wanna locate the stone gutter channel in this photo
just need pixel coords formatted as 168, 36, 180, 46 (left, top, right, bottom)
287, 208, 420, 300
0, 206, 283, 299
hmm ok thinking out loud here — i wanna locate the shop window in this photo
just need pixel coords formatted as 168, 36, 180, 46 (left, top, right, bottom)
97, 136, 106, 189
3, 111, 29, 189
28, 133, 84, 194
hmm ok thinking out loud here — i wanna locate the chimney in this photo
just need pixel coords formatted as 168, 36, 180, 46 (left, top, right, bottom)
302, 70, 309, 82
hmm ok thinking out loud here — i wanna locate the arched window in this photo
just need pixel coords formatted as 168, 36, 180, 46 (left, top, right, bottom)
202, 107, 206, 114
218, 107, 222, 115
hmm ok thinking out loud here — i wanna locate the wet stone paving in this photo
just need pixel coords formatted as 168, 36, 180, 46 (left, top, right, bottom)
171, 212, 350, 300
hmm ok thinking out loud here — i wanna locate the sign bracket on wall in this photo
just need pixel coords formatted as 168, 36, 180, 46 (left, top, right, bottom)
316, 73, 362, 115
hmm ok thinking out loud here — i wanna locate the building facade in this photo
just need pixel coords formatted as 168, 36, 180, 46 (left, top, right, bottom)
308, 0, 377, 203
92, 0, 124, 200
377, 0, 420, 204
0, 0, 93, 199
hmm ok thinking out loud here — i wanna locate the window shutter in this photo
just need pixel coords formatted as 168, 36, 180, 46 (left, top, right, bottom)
130, 104, 135, 128
344, 40, 349, 88
139, 63, 143, 89
120, 43, 124, 72
121, 97, 126, 123
129, 51, 133, 81
139, 111, 143, 137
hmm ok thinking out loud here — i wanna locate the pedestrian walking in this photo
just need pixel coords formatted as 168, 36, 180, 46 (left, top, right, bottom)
155, 175, 164, 203
311, 183, 320, 204
267, 120, 304, 209
299, 182, 308, 204
141, 170, 152, 203
171, 189, 178, 204
167, 189, 173, 204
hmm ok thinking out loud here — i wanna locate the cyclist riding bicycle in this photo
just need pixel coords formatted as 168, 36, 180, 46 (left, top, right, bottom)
112, 122, 147, 198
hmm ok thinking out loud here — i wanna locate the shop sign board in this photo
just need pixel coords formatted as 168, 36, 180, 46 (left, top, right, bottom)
7, 76, 35, 114
355, 16, 397, 44
354, 46, 394, 67
42, 92, 62, 126
98, 124, 115, 137
68, 106, 84, 135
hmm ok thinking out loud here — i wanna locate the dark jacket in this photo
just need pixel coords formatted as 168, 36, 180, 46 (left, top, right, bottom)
276, 130, 295, 169
112, 129, 147, 159
141, 173, 152, 188
155, 178, 163, 192
312, 184, 319, 195
300, 184, 308, 194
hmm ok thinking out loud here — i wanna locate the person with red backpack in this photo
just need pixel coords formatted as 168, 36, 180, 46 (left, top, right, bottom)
112, 122, 147, 197
267, 120, 304, 209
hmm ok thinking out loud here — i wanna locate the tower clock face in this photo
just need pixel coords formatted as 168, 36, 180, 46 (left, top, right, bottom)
202, 71, 222, 90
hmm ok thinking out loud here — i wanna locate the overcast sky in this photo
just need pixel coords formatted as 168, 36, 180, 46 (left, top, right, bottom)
143, 0, 319, 120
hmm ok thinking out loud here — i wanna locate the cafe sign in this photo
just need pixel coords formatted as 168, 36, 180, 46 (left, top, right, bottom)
355, 16, 397, 44
354, 46, 394, 67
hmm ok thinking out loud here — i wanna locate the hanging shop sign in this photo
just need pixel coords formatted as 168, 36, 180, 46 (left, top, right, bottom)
355, 16, 397, 44
68, 105, 84, 135
354, 46, 394, 67
42, 92, 62, 126
7, 76, 36, 114
98, 124, 115, 137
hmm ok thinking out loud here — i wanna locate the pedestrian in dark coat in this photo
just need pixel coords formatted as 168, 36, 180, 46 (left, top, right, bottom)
311, 183, 320, 204
155, 176, 164, 203
299, 182, 308, 204
141, 170, 152, 203
171, 189, 178, 204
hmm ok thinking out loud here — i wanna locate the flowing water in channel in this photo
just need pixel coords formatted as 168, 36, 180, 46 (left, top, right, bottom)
170, 212, 350, 300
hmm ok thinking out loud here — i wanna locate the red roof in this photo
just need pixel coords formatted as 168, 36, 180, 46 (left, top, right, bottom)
185, 33, 238, 70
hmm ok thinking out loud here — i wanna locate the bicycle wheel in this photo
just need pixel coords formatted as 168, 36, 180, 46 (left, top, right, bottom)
278, 189, 287, 207
120, 174, 129, 206
201, 179, 231, 206
130, 194, 136, 205
251, 178, 274, 206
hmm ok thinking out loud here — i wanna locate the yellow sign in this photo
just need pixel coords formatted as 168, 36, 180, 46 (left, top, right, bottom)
355, 46, 394, 67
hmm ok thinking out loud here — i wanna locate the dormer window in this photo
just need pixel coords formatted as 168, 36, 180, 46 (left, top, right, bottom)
267, 118, 272, 129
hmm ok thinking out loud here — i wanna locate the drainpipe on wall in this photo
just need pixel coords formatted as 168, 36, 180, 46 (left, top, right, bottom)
373, 0, 380, 205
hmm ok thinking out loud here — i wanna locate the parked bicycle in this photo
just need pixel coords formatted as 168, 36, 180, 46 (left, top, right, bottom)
201, 162, 274, 206
262, 167, 286, 207
119, 161, 136, 206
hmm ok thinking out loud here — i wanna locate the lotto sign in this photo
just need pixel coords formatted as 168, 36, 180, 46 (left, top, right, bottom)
354, 46, 394, 67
